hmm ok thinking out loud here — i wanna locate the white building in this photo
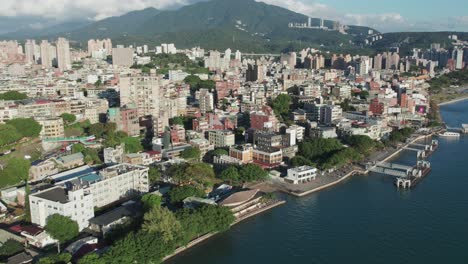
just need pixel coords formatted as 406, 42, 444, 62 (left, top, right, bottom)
56, 37, 71, 71
208, 130, 235, 148
30, 186, 94, 231
285, 166, 318, 184
88, 164, 149, 208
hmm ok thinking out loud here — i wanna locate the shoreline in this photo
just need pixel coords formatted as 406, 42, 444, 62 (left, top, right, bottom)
278, 133, 434, 197
163, 200, 286, 262
162, 134, 436, 262
437, 96, 468, 106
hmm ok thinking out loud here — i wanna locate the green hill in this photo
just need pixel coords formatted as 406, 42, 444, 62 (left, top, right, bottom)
1, 0, 377, 53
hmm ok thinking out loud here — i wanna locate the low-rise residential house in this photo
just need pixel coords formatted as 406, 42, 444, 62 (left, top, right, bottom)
88, 202, 141, 236
54, 152, 84, 170
103, 144, 125, 165
29, 160, 59, 181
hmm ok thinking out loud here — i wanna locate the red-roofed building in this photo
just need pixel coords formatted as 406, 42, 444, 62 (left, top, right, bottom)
369, 98, 385, 115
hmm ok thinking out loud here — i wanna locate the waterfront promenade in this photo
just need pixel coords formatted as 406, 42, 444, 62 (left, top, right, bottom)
253, 132, 437, 197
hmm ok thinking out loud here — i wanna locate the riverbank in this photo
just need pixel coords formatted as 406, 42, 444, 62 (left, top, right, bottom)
163, 199, 286, 262
437, 96, 468, 106
257, 133, 436, 197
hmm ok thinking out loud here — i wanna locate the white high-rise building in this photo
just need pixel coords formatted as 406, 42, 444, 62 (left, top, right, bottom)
196, 88, 214, 114
119, 72, 161, 117
235, 50, 242, 61
25, 39, 36, 64
39, 40, 52, 68
455, 48, 464, 70
56, 37, 71, 71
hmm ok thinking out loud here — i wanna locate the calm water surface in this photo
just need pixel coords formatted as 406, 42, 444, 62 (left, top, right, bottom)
168, 100, 468, 264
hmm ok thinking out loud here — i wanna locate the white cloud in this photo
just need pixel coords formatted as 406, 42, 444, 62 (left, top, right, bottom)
0, 0, 203, 21
259, 0, 467, 32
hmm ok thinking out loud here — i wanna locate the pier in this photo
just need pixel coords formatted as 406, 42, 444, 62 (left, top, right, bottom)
367, 139, 438, 189
444, 124, 468, 133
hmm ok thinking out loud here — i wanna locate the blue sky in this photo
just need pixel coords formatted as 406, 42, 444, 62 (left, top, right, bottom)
262, 0, 468, 32
0, 0, 467, 33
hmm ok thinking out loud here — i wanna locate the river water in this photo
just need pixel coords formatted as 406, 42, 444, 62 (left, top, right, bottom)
167, 100, 468, 264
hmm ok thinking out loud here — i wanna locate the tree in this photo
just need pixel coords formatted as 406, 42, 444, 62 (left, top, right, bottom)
204, 148, 228, 163
0, 158, 30, 188
290, 156, 315, 167
37, 253, 72, 264
219, 166, 240, 184
239, 164, 268, 182
78, 252, 105, 264
0, 124, 22, 146
181, 147, 201, 161
0, 239, 23, 259
71, 143, 85, 154
88, 123, 106, 138
6, 118, 42, 138
61, 113, 76, 125
169, 116, 184, 126
185, 163, 216, 187
0, 91, 27, 100
169, 185, 205, 204
344, 135, 376, 155
122, 137, 143, 153
141, 193, 162, 211
45, 214, 79, 253
271, 94, 292, 118
142, 207, 182, 243
148, 167, 161, 185
298, 138, 343, 163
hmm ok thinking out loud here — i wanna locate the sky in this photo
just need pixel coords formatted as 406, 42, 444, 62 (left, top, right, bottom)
0, 0, 467, 33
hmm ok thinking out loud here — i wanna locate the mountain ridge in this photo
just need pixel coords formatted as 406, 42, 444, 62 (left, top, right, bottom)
4, 0, 465, 54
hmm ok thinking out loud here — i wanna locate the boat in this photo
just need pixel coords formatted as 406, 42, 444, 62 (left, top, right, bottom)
439, 132, 461, 137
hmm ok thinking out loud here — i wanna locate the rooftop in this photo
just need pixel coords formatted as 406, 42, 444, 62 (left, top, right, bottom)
32, 187, 68, 204
219, 189, 259, 207
89, 204, 140, 226
289, 165, 317, 173
57, 152, 84, 164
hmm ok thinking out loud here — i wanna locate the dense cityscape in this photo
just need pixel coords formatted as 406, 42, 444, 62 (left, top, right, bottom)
0, 1, 468, 263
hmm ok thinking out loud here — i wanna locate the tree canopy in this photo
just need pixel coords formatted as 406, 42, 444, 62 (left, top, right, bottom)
181, 147, 201, 161
168, 185, 205, 204
148, 167, 161, 185
141, 193, 162, 211
122, 137, 143, 153
0, 158, 31, 188
142, 207, 182, 243
239, 164, 268, 182
61, 113, 76, 125
271, 94, 292, 119
0, 239, 23, 260
6, 118, 42, 138
219, 165, 240, 184
45, 214, 79, 253
0, 124, 22, 146
0, 91, 27, 100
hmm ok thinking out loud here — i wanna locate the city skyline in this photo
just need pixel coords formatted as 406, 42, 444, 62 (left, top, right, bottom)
0, 0, 467, 34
